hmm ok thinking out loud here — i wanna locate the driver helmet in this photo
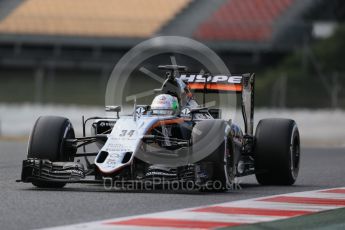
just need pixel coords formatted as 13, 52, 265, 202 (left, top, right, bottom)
151, 94, 179, 115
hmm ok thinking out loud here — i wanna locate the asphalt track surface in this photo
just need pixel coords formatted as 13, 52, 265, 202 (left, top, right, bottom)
0, 140, 344, 230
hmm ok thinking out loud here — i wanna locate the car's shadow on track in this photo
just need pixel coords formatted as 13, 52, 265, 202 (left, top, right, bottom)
20, 183, 256, 195
20, 183, 316, 196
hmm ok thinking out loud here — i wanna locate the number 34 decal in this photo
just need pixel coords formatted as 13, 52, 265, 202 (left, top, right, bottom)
119, 130, 135, 137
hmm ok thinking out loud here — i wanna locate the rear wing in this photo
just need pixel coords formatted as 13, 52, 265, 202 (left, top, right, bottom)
179, 73, 255, 136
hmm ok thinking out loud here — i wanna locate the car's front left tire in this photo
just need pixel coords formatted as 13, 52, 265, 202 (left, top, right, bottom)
254, 118, 300, 185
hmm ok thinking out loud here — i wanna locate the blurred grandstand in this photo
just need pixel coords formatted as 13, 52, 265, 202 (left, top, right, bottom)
0, 0, 343, 106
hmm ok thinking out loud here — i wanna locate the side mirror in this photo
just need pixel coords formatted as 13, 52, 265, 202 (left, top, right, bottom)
105, 105, 121, 118
105, 105, 121, 112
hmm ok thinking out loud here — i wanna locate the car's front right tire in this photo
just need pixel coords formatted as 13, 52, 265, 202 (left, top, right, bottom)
27, 116, 76, 188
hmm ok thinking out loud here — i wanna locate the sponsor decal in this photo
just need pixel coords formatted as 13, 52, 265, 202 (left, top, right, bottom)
179, 74, 243, 91
107, 144, 131, 153
181, 108, 191, 116
105, 159, 117, 168
179, 74, 242, 84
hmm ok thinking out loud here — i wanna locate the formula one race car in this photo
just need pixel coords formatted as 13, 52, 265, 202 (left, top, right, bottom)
19, 65, 300, 191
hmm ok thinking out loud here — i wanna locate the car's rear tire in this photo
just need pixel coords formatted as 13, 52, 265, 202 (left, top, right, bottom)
28, 116, 76, 188
193, 120, 233, 191
254, 118, 300, 185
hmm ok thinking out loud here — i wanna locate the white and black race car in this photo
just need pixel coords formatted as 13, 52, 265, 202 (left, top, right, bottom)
19, 65, 300, 191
